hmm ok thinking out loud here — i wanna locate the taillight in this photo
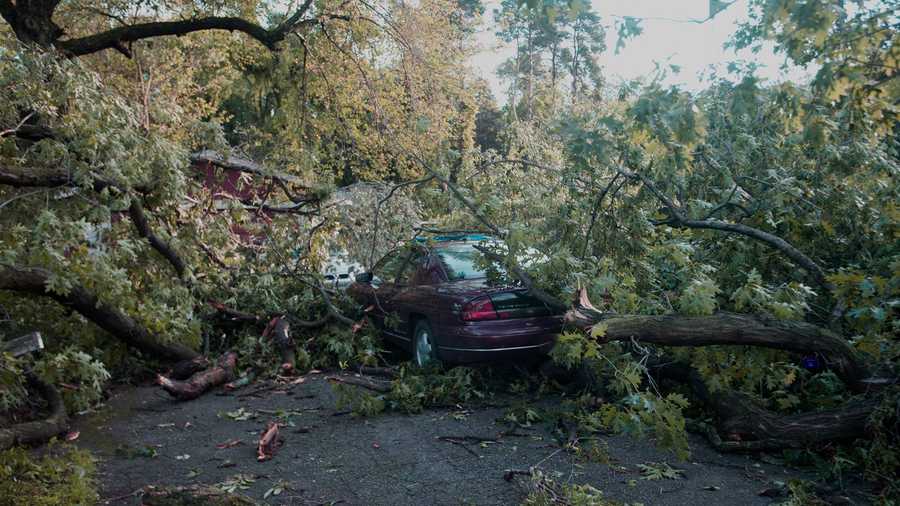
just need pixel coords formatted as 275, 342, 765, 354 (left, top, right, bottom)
461, 296, 499, 321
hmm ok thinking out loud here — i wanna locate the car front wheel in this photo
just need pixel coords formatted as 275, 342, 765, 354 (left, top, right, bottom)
413, 319, 440, 368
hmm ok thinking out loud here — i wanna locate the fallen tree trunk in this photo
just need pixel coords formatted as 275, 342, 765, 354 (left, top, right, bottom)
0, 373, 67, 450
158, 352, 237, 401
567, 289, 892, 452
566, 289, 871, 392
0, 265, 198, 362
712, 392, 881, 451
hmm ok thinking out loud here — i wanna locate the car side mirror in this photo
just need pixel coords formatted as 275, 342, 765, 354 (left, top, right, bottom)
355, 272, 374, 283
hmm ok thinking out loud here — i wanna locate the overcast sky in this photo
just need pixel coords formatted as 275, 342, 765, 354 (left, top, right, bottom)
470, 0, 814, 102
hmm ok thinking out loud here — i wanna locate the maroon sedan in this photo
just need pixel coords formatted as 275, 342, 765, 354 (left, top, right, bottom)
347, 235, 563, 367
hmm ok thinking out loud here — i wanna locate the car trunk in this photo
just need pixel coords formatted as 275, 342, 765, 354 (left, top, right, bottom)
488, 290, 554, 319
442, 280, 555, 320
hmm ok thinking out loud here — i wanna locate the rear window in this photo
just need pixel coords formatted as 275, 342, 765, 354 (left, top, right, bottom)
435, 243, 508, 282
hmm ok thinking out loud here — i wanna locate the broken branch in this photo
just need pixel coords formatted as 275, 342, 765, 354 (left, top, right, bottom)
326, 375, 392, 393
158, 352, 237, 401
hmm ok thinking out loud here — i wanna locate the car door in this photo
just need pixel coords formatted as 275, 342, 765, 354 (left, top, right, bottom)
350, 248, 406, 331
387, 247, 431, 341
364, 248, 411, 341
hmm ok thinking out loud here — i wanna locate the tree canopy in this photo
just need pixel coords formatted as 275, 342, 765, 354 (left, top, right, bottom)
0, 0, 898, 502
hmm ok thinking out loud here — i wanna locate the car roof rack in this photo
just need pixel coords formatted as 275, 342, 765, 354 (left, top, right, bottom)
413, 233, 492, 243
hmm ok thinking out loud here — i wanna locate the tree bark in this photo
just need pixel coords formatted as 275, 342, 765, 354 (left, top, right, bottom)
0, 264, 197, 361
0, 0, 63, 49
566, 289, 870, 392
712, 392, 881, 450
0, 0, 321, 57
0, 373, 67, 450
158, 352, 237, 401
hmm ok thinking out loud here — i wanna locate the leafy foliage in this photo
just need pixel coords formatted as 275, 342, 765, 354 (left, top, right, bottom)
334, 365, 484, 416
636, 462, 684, 481
33, 347, 110, 413
520, 470, 620, 506
0, 443, 98, 506
0, 0, 897, 498
0, 353, 25, 413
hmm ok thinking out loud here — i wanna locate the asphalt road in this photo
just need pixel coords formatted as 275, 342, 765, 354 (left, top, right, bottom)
75, 372, 807, 505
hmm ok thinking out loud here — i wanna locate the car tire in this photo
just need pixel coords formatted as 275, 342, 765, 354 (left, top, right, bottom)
412, 319, 441, 368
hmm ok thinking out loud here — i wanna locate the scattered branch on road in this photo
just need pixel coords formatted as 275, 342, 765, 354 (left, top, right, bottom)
257, 421, 281, 462
326, 375, 392, 393
158, 352, 237, 401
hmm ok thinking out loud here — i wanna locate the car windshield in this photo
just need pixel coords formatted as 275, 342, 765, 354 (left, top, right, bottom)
435, 243, 508, 282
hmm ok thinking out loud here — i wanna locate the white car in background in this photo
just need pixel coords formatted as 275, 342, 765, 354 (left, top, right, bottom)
323, 255, 364, 290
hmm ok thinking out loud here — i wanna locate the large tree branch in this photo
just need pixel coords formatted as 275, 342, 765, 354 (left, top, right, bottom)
2, 165, 189, 279
0, 264, 197, 361
0, 165, 72, 188
55, 0, 319, 57
567, 288, 872, 392
0, 164, 151, 193
620, 169, 831, 291
672, 217, 830, 289
158, 352, 237, 401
